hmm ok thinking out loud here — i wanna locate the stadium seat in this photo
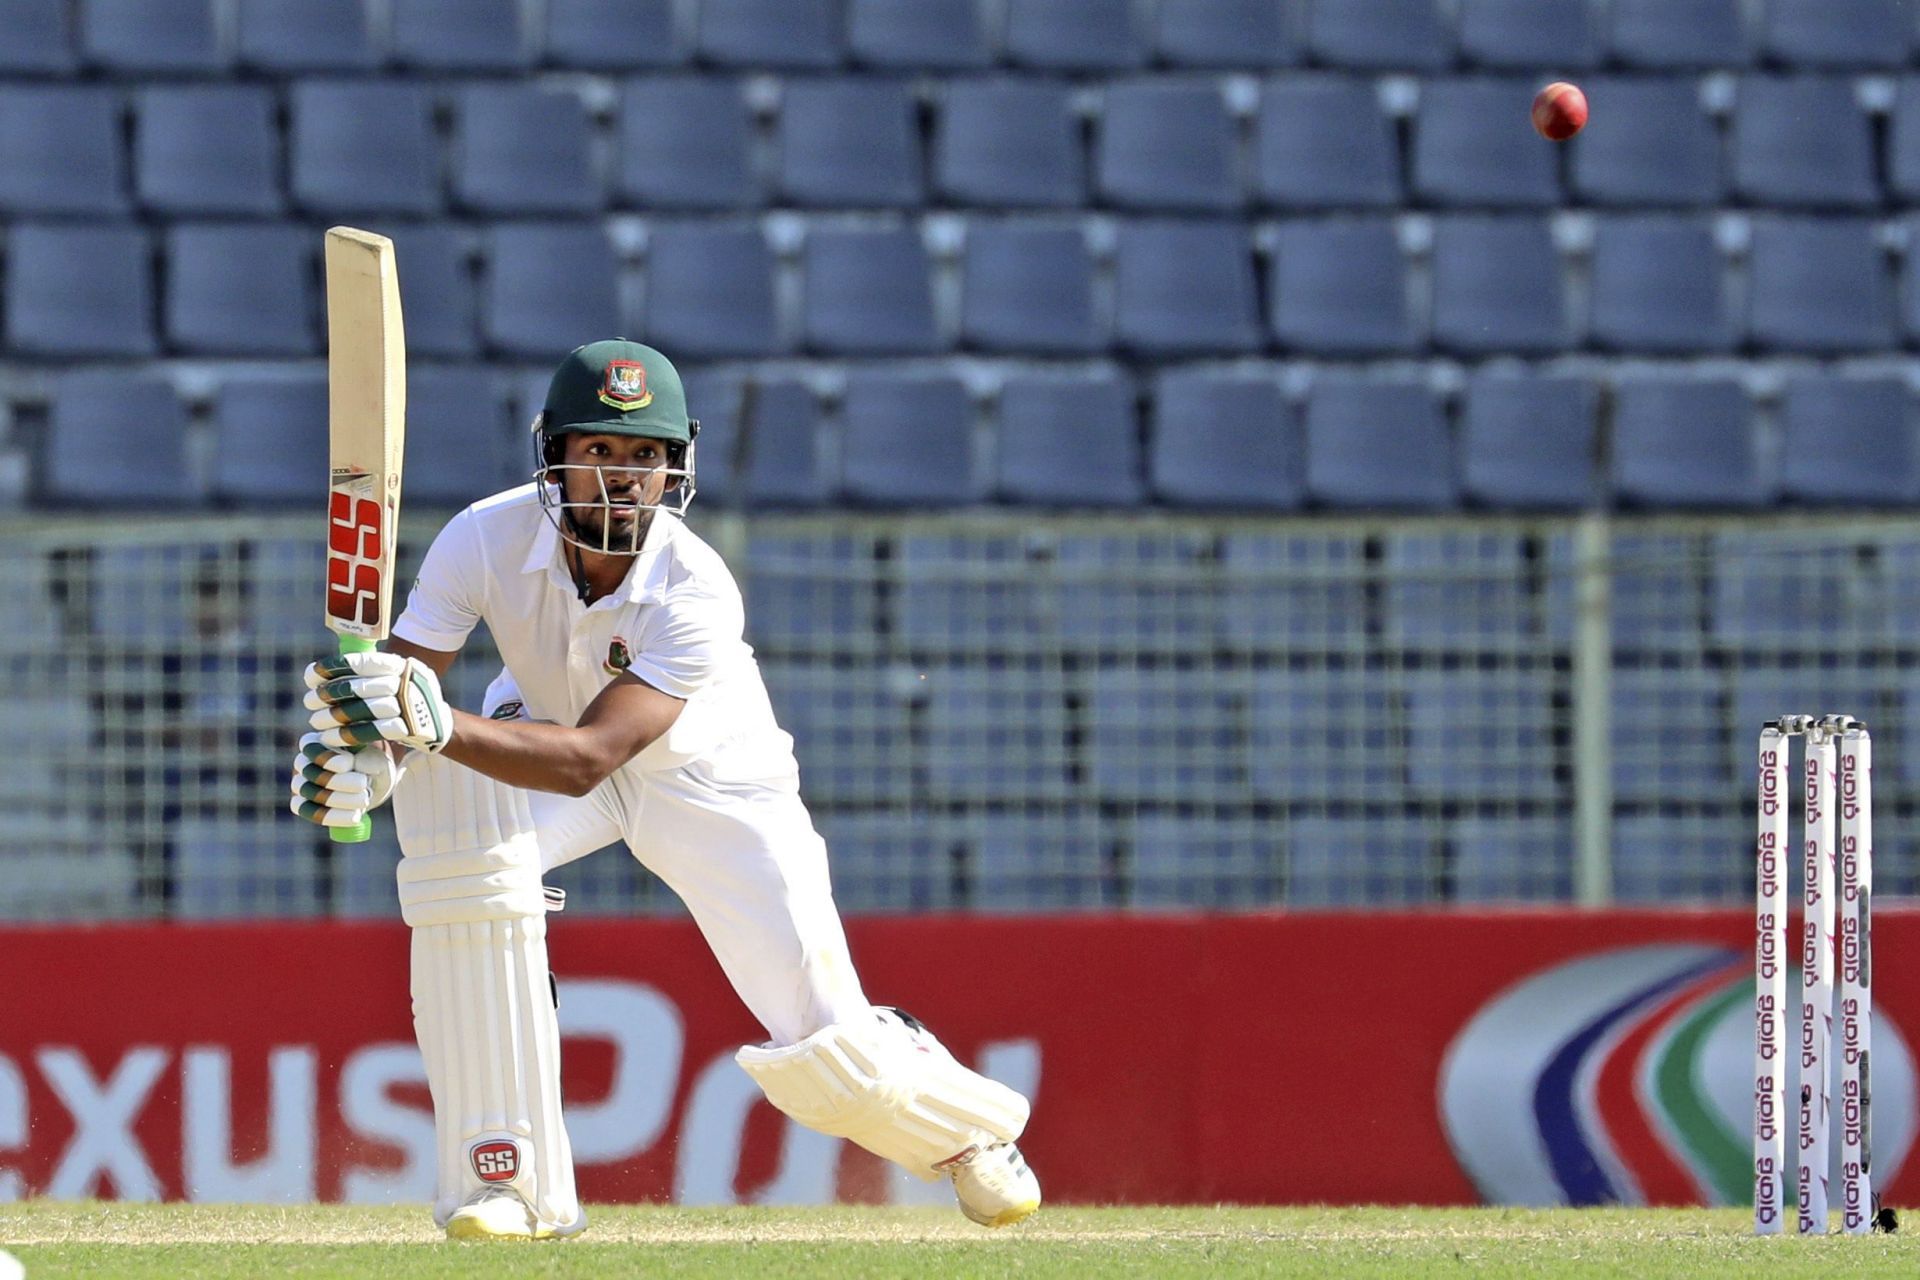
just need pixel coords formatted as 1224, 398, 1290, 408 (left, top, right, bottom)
1131, 816, 1278, 909
924, 663, 1072, 801
46, 373, 193, 504
617, 79, 759, 209
1458, 0, 1601, 69
1609, 668, 1725, 802
1221, 532, 1369, 650
1569, 79, 1723, 206
1614, 814, 1748, 902
674, 369, 740, 506
134, 87, 282, 217
1303, 379, 1457, 510
1413, 79, 1560, 208
1268, 218, 1416, 355
697, 0, 842, 68
1148, 370, 1303, 510
208, 374, 328, 504
840, 371, 982, 506
848, 0, 992, 69
1778, 375, 1919, 505
1450, 819, 1574, 903
813, 813, 954, 911
1459, 372, 1600, 509
173, 818, 323, 920
1052, 532, 1217, 653
1255, 77, 1401, 208
1306, 0, 1453, 69
959, 219, 1102, 354
777, 79, 924, 208
0, 0, 75, 73
1087, 667, 1239, 804
748, 534, 879, 654
1406, 670, 1557, 802
994, 371, 1143, 506
1608, 0, 1751, 67
1888, 80, 1920, 202
1430, 217, 1570, 355
289, 81, 440, 216
1761, 0, 1911, 68
1381, 530, 1532, 646
391, 0, 529, 70
966, 812, 1110, 910
643, 223, 781, 359
405, 367, 521, 504
164, 223, 316, 356
800, 226, 941, 355
237, 0, 376, 71
1249, 668, 1396, 801
453, 85, 599, 215
897, 532, 1058, 652
735, 376, 833, 508
481, 223, 623, 359
79, 0, 220, 72
0, 86, 126, 216
1096, 81, 1240, 212
378, 223, 477, 358
1154, 0, 1300, 67
1588, 216, 1734, 353
1747, 218, 1895, 353
545, 0, 682, 69
935, 79, 1085, 207
1005, 0, 1146, 70
1731, 76, 1878, 209
1284, 819, 1433, 907
1611, 377, 1768, 507
4, 223, 155, 357
1113, 220, 1263, 356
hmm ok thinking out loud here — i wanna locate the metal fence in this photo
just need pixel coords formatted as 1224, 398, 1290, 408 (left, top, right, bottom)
1, 509, 1913, 921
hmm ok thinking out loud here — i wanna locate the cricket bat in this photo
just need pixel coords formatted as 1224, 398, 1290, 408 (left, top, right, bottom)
323, 226, 405, 844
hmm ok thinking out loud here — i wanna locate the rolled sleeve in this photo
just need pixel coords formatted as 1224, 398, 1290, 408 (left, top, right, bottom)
622, 585, 744, 701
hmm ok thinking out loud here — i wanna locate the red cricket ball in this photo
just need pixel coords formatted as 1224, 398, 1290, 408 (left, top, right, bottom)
1531, 81, 1588, 141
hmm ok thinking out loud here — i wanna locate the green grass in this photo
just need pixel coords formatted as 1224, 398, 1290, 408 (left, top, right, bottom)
1, 1203, 1915, 1278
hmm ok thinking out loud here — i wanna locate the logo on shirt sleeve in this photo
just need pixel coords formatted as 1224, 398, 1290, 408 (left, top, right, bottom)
604, 635, 633, 677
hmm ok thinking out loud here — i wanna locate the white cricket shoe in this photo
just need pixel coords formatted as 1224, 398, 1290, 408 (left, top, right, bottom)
947, 1141, 1041, 1228
445, 1186, 548, 1241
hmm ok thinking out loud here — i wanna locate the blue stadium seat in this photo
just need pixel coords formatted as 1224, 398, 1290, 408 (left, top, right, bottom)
924, 663, 1071, 801
454, 85, 599, 215
1731, 76, 1878, 209
643, 223, 781, 359
1431, 217, 1570, 355
1249, 668, 1395, 801
672, 369, 739, 507
840, 371, 982, 506
800, 226, 941, 355
392, 0, 528, 70
1149, 370, 1303, 510
813, 813, 955, 911
1284, 819, 1433, 907
1747, 218, 1895, 353
134, 87, 281, 217
1609, 0, 1750, 67
1762, 0, 1911, 68
1303, 379, 1456, 509
1131, 816, 1278, 909
617, 79, 759, 209
1569, 79, 1723, 206
4, 224, 155, 357
0, 86, 126, 215
698, 0, 842, 68
1459, 372, 1600, 509
1458, 0, 1601, 68
1611, 377, 1767, 507
1, 0, 76, 73
1255, 77, 1400, 208
290, 81, 440, 216
1381, 530, 1532, 645
1613, 815, 1743, 903
47, 373, 193, 504
897, 533, 1050, 651
1778, 375, 1919, 505
1087, 667, 1239, 804
405, 367, 521, 504
1005, 0, 1146, 70
545, 0, 682, 69
1413, 79, 1560, 208
1154, 0, 1300, 67
966, 812, 1111, 910
848, 0, 992, 69
960, 219, 1101, 354
379, 223, 476, 358
481, 223, 622, 359
751, 541, 884, 655
237, 0, 376, 71
1113, 220, 1262, 356
994, 371, 1143, 506
777, 79, 924, 207
1096, 81, 1240, 212
1221, 533, 1369, 650
1053, 532, 1217, 653
1889, 80, 1920, 202
935, 79, 1085, 207
208, 373, 327, 504
1589, 216, 1733, 353
1268, 218, 1416, 355
80, 0, 220, 72
1307, 0, 1453, 69
1609, 669, 1725, 802
165, 223, 316, 356
1406, 670, 1557, 802
736, 376, 833, 507
1450, 819, 1574, 903
173, 818, 322, 921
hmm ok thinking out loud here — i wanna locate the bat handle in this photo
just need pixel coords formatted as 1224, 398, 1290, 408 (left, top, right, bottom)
327, 634, 377, 845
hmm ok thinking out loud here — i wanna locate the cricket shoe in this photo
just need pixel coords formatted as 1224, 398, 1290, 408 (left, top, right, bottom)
445, 1186, 552, 1241
946, 1142, 1041, 1228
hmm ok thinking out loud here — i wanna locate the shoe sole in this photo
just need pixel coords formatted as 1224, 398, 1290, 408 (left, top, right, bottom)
445, 1213, 552, 1242
980, 1199, 1041, 1229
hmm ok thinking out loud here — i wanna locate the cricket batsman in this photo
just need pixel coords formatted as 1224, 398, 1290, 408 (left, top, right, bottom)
289, 340, 1040, 1239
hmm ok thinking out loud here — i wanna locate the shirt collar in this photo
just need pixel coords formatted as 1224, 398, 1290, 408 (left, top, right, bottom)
523, 508, 677, 606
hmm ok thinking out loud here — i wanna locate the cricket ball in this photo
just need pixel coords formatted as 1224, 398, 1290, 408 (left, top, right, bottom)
1531, 81, 1588, 141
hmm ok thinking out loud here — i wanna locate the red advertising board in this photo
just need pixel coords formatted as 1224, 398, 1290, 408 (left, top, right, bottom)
2, 910, 1915, 1209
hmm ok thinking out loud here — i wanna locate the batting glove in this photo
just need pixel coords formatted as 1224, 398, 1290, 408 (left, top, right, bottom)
304, 650, 454, 754
289, 733, 405, 828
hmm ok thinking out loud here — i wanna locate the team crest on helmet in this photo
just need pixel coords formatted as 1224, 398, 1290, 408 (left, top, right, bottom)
604, 636, 633, 676
599, 360, 652, 411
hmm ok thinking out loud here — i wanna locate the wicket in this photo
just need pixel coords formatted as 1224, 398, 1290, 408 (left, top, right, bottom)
1753, 715, 1877, 1236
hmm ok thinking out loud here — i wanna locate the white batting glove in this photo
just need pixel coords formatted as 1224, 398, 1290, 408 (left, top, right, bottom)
288, 733, 405, 828
304, 650, 454, 754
